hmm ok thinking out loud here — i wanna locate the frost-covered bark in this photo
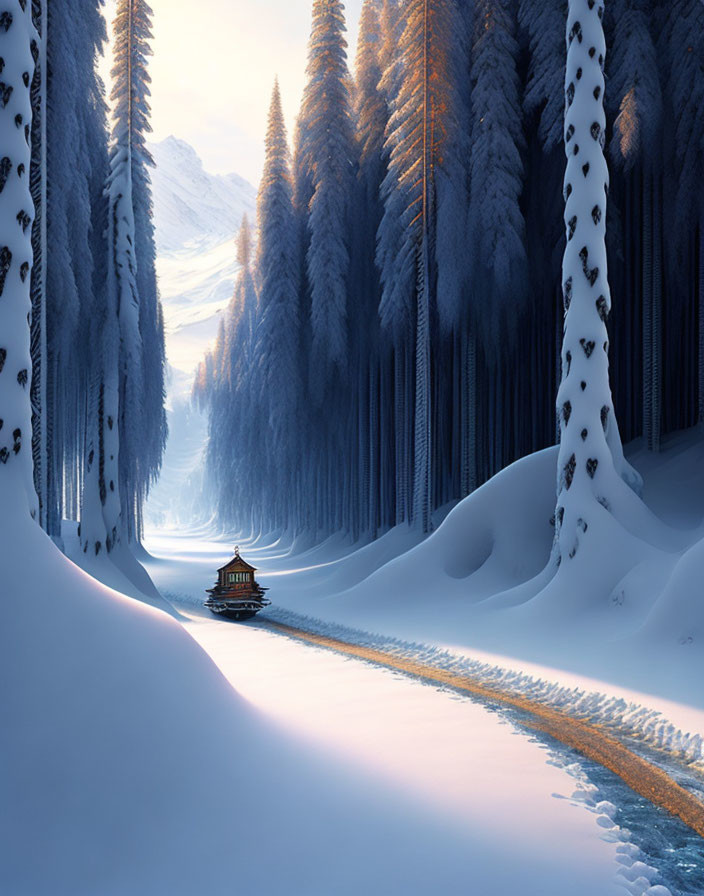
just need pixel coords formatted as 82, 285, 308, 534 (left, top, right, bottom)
79, 353, 108, 556
555, 0, 640, 564
100, 151, 141, 551
110, 145, 142, 547
29, 0, 46, 527
0, 1, 39, 518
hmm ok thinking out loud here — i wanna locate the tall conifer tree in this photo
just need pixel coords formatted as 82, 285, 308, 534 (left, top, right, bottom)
257, 81, 301, 443
377, 0, 467, 532
107, 0, 165, 544
301, 0, 355, 382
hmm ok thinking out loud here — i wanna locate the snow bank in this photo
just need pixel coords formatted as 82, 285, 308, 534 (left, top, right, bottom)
259, 606, 704, 772
231, 429, 704, 708
9, 515, 602, 895
60, 519, 176, 617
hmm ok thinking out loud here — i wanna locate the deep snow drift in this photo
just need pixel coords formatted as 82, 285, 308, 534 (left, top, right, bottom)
314, 427, 704, 703
6, 510, 622, 895
3, 509, 644, 896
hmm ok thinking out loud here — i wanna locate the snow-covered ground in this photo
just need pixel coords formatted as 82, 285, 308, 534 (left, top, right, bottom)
147, 427, 704, 714
141, 530, 703, 896
118, 131, 704, 895
143, 137, 704, 722
4, 520, 552, 894
5, 506, 669, 896
162, 608, 634, 896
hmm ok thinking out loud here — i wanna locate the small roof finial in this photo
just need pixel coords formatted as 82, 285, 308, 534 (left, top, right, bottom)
234, 545, 240, 558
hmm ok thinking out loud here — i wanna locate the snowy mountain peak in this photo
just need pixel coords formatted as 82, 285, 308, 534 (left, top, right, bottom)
156, 135, 203, 169
148, 136, 256, 256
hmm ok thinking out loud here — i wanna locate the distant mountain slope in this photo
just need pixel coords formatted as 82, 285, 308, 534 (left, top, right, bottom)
145, 138, 257, 526
149, 136, 256, 255
148, 136, 256, 389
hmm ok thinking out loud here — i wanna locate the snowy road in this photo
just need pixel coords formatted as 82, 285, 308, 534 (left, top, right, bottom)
142, 530, 704, 895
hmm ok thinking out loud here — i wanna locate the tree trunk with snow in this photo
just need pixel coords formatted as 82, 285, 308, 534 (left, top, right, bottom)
79, 357, 108, 556
29, 0, 47, 528
554, 0, 640, 564
101, 153, 140, 551
0, 2, 39, 519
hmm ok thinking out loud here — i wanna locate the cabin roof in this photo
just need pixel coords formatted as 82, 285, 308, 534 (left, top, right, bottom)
217, 549, 257, 573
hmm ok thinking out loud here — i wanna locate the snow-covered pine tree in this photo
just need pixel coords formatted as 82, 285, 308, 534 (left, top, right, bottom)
234, 215, 258, 352
0, 1, 39, 518
608, 0, 661, 168
378, 0, 401, 79
102, 142, 138, 550
285, 112, 316, 535
221, 96, 293, 531
377, 0, 466, 533
660, 0, 704, 426
257, 81, 301, 444
432, 0, 472, 500
607, 0, 662, 451
99, 0, 145, 550
354, 0, 388, 538
109, 0, 165, 544
229, 215, 259, 504
301, 0, 355, 385
519, 0, 565, 154
78, 6, 113, 557
356, 0, 386, 184
518, 0, 567, 453
555, 0, 641, 565
468, 0, 526, 337
39, 0, 112, 541
201, 213, 265, 528
44, 0, 92, 531
130, 23, 166, 540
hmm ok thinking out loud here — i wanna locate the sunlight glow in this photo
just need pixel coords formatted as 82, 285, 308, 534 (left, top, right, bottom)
100, 0, 363, 184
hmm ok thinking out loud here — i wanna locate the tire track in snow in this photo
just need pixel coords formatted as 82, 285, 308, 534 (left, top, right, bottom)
263, 619, 704, 844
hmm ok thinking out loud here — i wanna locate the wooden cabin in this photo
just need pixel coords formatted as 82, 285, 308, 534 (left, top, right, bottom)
204, 547, 270, 620
217, 552, 257, 591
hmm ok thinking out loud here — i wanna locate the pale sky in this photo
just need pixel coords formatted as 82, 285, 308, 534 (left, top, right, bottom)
100, 0, 364, 186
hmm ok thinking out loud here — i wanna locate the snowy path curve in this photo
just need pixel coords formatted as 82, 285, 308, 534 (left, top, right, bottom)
261, 618, 704, 841
144, 531, 704, 895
